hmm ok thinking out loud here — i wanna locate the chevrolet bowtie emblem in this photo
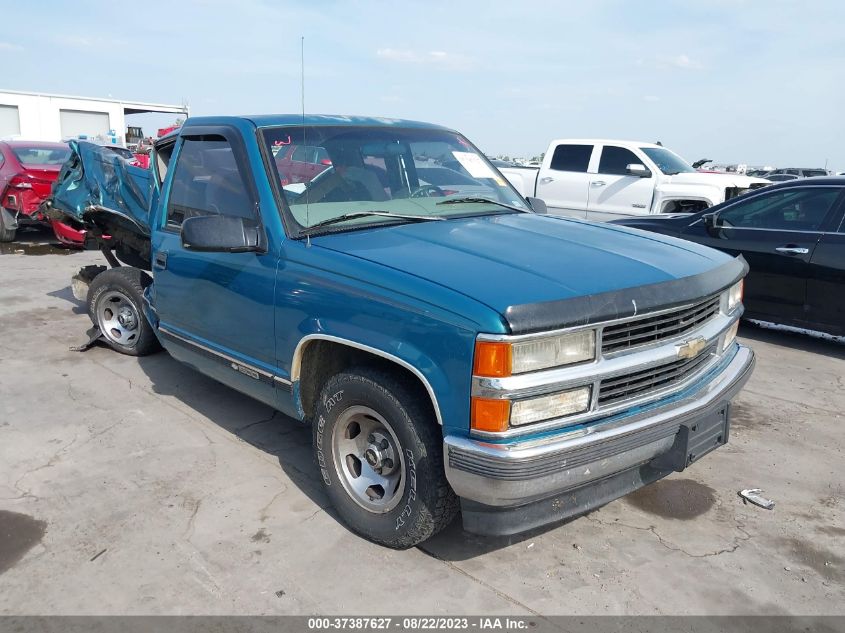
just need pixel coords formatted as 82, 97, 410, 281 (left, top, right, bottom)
676, 337, 707, 360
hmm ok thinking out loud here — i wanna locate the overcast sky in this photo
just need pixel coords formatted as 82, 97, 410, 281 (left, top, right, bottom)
2, 0, 843, 168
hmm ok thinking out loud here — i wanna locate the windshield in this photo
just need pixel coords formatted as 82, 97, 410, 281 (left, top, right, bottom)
639, 147, 696, 175
262, 125, 530, 234
11, 144, 71, 166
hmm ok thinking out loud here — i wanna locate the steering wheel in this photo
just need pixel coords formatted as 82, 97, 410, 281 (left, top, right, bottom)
410, 184, 445, 198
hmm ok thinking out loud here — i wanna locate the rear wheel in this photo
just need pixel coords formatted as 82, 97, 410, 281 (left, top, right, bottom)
313, 368, 458, 548
0, 209, 16, 242
86, 267, 161, 356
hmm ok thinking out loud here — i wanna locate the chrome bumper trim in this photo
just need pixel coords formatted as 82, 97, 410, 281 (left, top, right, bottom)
445, 344, 754, 507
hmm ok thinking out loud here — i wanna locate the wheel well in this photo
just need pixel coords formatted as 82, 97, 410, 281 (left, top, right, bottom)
661, 199, 711, 214
296, 340, 437, 424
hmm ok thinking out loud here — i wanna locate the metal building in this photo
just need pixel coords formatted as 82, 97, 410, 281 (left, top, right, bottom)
0, 89, 188, 144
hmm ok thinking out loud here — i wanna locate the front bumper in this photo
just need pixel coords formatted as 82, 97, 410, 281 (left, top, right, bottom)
444, 344, 755, 536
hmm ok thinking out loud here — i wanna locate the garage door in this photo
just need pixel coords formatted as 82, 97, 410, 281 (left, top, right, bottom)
59, 109, 110, 139
0, 105, 21, 138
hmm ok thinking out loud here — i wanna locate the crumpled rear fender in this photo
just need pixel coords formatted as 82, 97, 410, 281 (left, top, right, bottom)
49, 140, 153, 267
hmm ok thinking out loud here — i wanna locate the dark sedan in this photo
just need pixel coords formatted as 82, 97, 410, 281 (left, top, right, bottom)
611, 178, 845, 336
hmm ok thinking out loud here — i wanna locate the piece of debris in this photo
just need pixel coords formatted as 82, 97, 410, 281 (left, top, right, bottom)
738, 488, 775, 510
527, 542, 534, 549
70, 325, 104, 352
275, 590, 285, 598
90, 548, 107, 562
572, 544, 581, 550
784, 566, 791, 572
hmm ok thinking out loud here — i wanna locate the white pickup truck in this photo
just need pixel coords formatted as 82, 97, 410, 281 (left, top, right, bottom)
500, 139, 770, 221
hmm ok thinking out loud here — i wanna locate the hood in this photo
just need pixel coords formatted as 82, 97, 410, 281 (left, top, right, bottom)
663, 171, 769, 188
312, 213, 739, 332
50, 140, 152, 235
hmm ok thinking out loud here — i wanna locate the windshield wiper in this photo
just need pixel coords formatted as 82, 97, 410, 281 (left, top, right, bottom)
299, 211, 444, 235
435, 197, 528, 213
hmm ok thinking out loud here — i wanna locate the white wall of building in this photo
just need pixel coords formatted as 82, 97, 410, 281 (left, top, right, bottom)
0, 90, 187, 144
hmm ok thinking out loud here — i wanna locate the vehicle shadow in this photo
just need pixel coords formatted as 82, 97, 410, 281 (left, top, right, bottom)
134, 351, 331, 511
128, 349, 570, 559
419, 512, 584, 561
739, 320, 845, 360
0, 226, 76, 256
47, 284, 88, 315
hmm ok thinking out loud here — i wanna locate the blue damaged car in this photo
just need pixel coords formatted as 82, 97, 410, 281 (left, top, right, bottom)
50, 115, 755, 548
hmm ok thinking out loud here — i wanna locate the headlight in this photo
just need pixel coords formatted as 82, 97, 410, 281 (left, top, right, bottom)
510, 386, 592, 426
726, 280, 744, 313
512, 330, 596, 373
474, 330, 596, 377
722, 320, 739, 351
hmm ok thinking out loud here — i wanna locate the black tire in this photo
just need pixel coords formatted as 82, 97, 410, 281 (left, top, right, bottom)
313, 368, 458, 548
0, 209, 16, 242
86, 267, 161, 356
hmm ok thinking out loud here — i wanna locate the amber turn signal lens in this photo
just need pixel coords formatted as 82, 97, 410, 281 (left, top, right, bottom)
471, 397, 511, 433
473, 341, 512, 377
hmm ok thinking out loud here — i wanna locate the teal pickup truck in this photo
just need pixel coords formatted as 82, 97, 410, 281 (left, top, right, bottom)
51, 114, 755, 548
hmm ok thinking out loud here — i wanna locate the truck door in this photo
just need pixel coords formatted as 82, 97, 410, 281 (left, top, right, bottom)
152, 126, 280, 407
586, 145, 654, 221
534, 143, 593, 219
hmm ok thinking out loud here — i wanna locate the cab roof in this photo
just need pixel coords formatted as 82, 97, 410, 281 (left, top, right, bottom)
549, 139, 666, 149
181, 114, 454, 131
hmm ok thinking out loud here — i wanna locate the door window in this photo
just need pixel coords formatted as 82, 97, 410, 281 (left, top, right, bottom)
549, 144, 592, 172
154, 141, 175, 185
598, 146, 642, 176
719, 188, 839, 231
166, 138, 254, 227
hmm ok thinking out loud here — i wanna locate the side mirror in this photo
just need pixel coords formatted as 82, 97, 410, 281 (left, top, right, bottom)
526, 196, 548, 214
702, 212, 721, 237
181, 215, 261, 252
626, 163, 652, 178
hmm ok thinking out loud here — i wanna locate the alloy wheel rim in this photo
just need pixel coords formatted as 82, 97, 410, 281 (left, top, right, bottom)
331, 405, 406, 513
96, 290, 140, 349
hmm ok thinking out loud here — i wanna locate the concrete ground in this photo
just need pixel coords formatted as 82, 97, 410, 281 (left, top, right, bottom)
1, 229, 843, 615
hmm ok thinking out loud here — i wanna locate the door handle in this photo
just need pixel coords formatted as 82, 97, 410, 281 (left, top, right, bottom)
153, 252, 168, 270
775, 246, 809, 255
539, 176, 554, 184
591, 181, 606, 187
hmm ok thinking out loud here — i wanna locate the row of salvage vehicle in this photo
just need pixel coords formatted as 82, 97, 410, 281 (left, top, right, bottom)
13, 114, 844, 548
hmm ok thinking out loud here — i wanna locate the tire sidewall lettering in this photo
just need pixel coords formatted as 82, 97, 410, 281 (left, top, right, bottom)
315, 414, 332, 486
395, 448, 417, 530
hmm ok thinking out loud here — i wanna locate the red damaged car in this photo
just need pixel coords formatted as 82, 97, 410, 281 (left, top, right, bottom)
0, 140, 101, 245
0, 141, 72, 242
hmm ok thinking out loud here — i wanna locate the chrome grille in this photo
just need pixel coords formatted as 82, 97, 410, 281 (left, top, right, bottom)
601, 295, 720, 354
598, 345, 716, 407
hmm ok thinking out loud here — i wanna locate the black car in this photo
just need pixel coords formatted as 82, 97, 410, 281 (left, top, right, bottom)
611, 178, 845, 336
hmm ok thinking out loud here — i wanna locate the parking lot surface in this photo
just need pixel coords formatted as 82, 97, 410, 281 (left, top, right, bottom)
1, 233, 843, 615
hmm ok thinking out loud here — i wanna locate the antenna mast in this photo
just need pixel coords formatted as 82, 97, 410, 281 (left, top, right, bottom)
301, 35, 310, 246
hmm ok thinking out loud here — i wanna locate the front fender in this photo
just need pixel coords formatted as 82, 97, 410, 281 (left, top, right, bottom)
290, 325, 454, 427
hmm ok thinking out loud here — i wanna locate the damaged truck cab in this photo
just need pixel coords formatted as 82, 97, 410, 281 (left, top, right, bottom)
52, 115, 755, 548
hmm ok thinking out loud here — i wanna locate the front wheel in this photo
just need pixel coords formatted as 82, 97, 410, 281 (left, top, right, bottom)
86, 267, 161, 356
313, 369, 458, 548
